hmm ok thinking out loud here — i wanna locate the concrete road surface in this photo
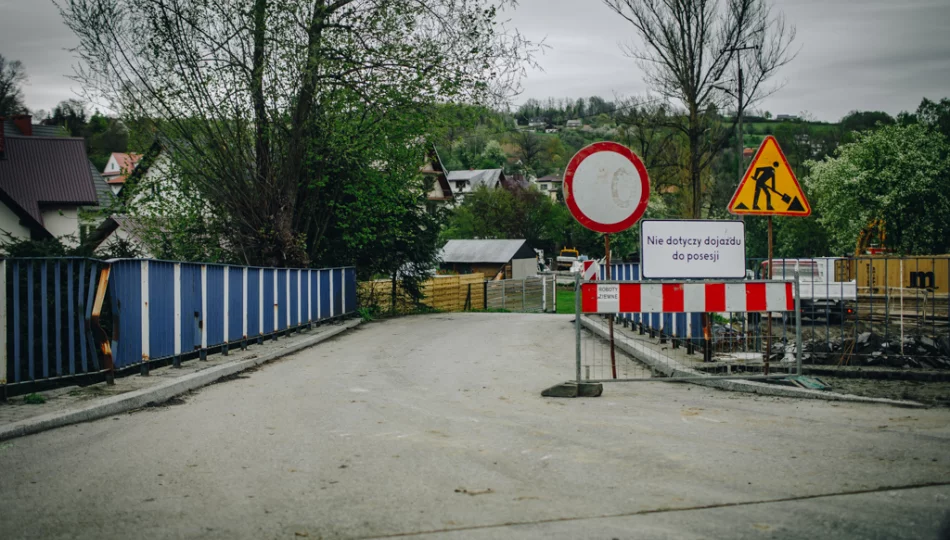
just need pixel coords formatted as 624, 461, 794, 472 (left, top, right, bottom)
1, 313, 949, 539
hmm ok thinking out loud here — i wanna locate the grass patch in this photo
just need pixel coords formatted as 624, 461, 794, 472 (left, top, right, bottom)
23, 393, 46, 405
556, 288, 576, 314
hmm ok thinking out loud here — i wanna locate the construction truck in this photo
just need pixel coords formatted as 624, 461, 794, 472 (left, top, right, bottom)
556, 247, 579, 270
762, 258, 857, 322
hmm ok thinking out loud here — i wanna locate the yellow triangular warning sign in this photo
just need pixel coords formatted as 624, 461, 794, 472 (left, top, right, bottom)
728, 136, 811, 217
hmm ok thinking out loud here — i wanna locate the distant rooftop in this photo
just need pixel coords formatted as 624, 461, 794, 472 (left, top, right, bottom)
440, 239, 535, 264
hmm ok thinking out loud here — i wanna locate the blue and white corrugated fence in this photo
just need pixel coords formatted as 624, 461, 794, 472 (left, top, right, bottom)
1, 257, 357, 393
107, 260, 356, 372
599, 262, 703, 343
0, 258, 106, 389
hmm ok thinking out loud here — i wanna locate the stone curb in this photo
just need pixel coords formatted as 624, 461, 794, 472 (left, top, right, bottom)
0, 319, 362, 442
580, 317, 927, 408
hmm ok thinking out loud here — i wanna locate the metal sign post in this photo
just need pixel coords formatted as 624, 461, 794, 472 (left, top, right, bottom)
606, 233, 616, 379
563, 141, 651, 380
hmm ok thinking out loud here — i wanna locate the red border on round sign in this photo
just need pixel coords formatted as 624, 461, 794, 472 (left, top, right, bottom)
563, 141, 651, 234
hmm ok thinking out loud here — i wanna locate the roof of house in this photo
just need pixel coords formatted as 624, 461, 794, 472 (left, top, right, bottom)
0, 136, 100, 228
535, 174, 562, 183
446, 169, 504, 189
440, 239, 535, 264
1, 118, 69, 138
3, 117, 113, 209
86, 214, 151, 250
108, 152, 143, 172
103, 152, 143, 184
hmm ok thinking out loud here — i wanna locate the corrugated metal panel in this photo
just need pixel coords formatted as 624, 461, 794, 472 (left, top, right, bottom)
247, 268, 260, 337
148, 261, 175, 359
262, 269, 275, 333
228, 267, 243, 341
440, 240, 528, 264
319, 269, 330, 320
290, 269, 299, 327
110, 260, 142, 369
180, 264, 202, 352
345, 268, 357, 314
205, 266, 225, 347
310, 270, 321, 321
332, 269, 343, 316
276, 269, 287, 331
5, 258, 107, 383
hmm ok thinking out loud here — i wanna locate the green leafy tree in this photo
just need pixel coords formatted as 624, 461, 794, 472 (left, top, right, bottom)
805, 123, 950, 255
61, 0, 538, 269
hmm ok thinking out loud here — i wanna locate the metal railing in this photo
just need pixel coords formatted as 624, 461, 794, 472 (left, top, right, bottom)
598, 257, 950, 372
484, 275, 556, 313
1, 258, 107, 387
1, 257, 358, 395
575, 274, 803, 383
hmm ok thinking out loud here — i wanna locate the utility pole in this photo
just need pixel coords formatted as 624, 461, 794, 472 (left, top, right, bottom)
727, 45, 757, 184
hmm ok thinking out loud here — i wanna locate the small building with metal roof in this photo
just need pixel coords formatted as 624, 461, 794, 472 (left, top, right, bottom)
440, 239, 538, 280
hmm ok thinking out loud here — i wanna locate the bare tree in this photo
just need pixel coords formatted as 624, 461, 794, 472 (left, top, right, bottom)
603, 0, 796, 218
0, 54, 28, 116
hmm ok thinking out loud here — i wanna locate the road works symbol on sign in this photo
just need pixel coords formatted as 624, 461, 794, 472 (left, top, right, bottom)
582, 260, 600, 281
728, 136, 811, 217
563, 141, 650, 233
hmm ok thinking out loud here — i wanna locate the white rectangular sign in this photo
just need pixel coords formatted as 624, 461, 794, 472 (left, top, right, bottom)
597, 284, 619, 312
640, 220, 746, 279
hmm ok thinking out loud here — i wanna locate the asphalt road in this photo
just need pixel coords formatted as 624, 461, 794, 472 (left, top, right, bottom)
1, 313, 949, 539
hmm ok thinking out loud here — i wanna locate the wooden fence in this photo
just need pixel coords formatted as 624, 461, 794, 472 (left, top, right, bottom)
359, 274, 485, 314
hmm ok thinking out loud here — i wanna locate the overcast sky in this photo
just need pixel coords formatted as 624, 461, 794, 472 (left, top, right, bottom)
1, 0, 948, 122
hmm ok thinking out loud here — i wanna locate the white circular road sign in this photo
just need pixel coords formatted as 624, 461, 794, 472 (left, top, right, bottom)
563, 142, 650, 234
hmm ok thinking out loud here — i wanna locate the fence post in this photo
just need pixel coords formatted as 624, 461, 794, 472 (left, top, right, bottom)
0, 260, 6, 393
795, 271, 803, 376
483, 281, 487, 310
258, 269, 264, 345
242, 267, 249, 348
200, 264, 208, 360
272, 269, 279, 341
141, 260, 150, 375
173, 263, 182, 367
522, 278, 526, 312
575, 272, 581, 383
541, 276, 548, 313
222, 265, 230, 356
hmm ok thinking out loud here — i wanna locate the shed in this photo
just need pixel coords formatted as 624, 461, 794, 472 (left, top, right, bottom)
440, 239, 538, 280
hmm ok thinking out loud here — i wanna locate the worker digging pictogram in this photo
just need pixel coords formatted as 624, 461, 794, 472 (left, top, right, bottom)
729, 136, 811, 217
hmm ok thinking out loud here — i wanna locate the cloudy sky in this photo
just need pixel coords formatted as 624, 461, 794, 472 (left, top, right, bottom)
2, 0, 948, 122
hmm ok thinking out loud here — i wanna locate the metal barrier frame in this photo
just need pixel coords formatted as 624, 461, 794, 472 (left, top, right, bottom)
575, 273, 803, 383
1, 257, 359, 396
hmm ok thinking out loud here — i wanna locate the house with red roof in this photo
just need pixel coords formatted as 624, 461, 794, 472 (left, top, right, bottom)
102, 152, 143, 195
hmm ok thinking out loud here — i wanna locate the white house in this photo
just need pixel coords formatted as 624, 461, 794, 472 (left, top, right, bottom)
533, 173, 563, 201
445, 169, 506, 201
0, 115, 110, 247
101, 152, 143, 196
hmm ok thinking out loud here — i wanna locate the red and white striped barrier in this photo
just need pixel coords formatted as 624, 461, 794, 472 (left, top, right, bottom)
582, 260, 599, 281
581, 281, 794, 314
